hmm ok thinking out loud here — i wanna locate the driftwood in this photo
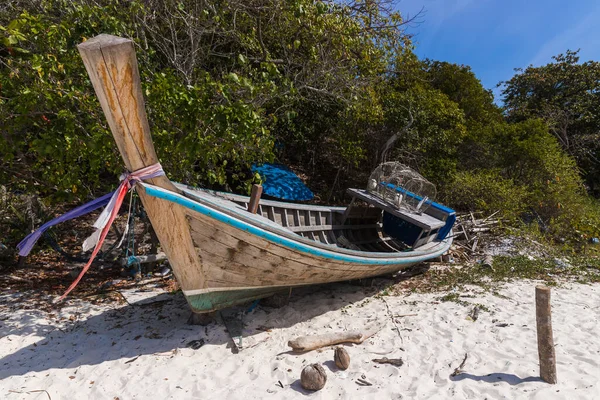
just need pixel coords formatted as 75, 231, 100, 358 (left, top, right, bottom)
444, 211, 502, 264
288, 325, 382, 352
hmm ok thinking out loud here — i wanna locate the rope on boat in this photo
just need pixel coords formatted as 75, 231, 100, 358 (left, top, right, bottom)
17, 163, 164, 299
124, 193, 142, 278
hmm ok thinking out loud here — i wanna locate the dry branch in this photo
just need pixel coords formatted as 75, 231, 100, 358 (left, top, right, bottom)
448, 210, 502, 263
372, 357, 403, 366
450, 353, 468, 377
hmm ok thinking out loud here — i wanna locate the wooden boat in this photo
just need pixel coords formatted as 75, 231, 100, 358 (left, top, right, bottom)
77, 35, 454, 314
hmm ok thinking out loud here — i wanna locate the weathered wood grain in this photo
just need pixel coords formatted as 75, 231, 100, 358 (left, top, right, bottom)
185, 208, 414, 290
288, 325, 383, 352
78, 35, 206, 292
536, 286, 557, 384
247, 184, 263, 214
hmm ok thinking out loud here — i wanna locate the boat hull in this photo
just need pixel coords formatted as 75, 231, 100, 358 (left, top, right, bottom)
143, 184, 451, 313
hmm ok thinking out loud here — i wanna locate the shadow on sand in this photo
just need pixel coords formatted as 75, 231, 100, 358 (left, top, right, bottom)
0, 276, 403, 380
450, 373, 542, 385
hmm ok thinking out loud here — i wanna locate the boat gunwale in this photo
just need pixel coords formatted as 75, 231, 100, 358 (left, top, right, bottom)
174, 182, 348, 213
140, 182, 452, 264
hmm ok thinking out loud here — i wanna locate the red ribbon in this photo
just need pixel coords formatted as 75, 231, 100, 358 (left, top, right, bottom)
60, 163, 164, 300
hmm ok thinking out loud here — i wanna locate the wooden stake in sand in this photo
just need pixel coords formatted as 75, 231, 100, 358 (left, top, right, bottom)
535, 286, 557, 384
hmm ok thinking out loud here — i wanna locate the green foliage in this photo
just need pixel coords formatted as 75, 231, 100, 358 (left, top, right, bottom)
378, 52, 600, 242
446, 118, 600, 239
0, 183, 56, 261
146, 70, 274, 192
487, 120, 596, 238
0, 3, 135, 198
423, 61, 503, 126
0, 0, 281, 197
444, 170, 528, 217
382, 83, 467, 183
0, 0, 409, 202
501, 50, 600, 195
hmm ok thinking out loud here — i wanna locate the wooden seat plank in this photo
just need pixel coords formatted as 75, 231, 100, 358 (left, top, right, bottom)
346, 189, 445, 230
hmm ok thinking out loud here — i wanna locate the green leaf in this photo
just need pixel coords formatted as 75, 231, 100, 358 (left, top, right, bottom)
228, 73, 240, 83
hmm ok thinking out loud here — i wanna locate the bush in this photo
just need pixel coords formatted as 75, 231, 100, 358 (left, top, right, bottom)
446, 119, 600, 241
0, 1, 280, 198
0, 185, 49, 262
1, 0, 408, 202
443, 170, 529, 218
497, 120, 590, 233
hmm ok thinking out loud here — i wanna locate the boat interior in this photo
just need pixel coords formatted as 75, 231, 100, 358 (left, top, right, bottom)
173, 183, 454, 254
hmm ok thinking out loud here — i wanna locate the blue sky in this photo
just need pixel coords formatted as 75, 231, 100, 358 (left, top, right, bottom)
399, 0, 600, 102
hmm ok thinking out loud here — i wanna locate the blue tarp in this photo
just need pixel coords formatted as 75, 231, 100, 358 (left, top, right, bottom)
251, 163, 314, 201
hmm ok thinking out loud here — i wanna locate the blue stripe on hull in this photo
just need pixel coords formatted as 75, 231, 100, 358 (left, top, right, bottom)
143, 185, 451, 265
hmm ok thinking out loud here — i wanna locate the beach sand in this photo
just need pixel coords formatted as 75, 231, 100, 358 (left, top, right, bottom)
1, 280, 598, 399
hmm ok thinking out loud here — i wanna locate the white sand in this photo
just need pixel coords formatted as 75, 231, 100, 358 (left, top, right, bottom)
1, 280, 598, 399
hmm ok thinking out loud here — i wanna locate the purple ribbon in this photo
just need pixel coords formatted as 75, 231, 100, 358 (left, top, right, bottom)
17, 163, 165, 258
17, 192, 114, 257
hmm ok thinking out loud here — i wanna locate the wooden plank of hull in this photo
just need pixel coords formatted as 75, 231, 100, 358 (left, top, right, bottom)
190, 225, 372, 284
175, 187, 424, 259
187, 209, 376, 271
287, 223, 379, 233
189, 219, 374, 276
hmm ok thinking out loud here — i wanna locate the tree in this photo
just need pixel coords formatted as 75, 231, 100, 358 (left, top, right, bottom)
0, 0, 414, 199
501, 50, 600, 195
379, 82, 467, 185
424, 60, 503, 126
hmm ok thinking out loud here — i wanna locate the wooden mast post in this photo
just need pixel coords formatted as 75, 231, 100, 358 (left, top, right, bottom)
77, 34, 206, 298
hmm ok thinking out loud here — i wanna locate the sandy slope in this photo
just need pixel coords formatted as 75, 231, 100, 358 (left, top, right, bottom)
0, 280, 598, 399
